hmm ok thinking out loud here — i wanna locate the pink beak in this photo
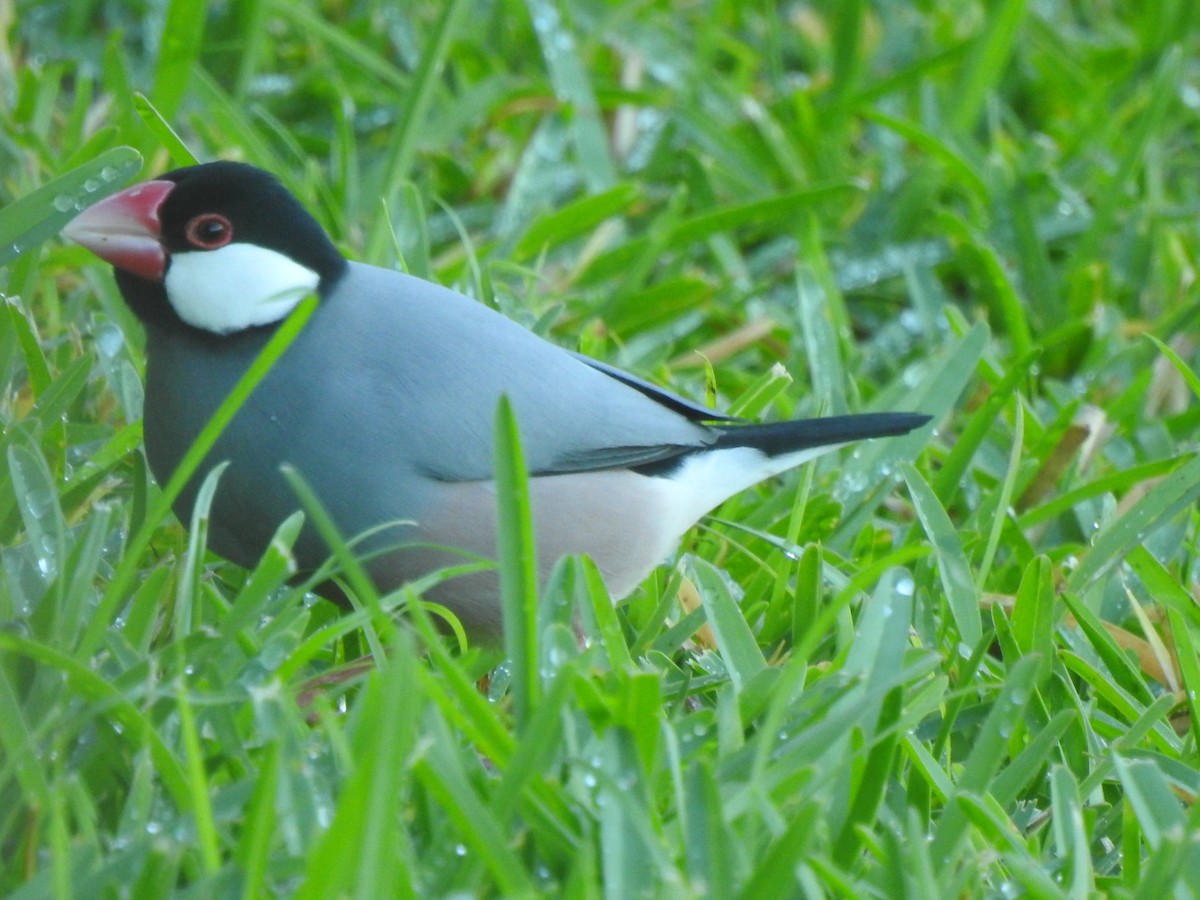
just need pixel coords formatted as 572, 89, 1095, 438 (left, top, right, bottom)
62, 180, 176, 281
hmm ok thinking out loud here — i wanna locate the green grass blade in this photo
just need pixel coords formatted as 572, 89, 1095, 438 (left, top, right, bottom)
1011, 554, 1055, 661
410, 619, 517, 771
412, 746, 537, 895
687, 557, 767, 693
948, 0, 1028, 134
525, 0, 617, 190
1114, 755, 1184, 850
514, 183, 640, 261
175, 680, 220, 874
976, 401, 1023, 587
683, 760, 735, 899
843, 568, 916, 686
736, 803, 820, 900
151, 0, 208, 120
864, 109, 989, 201
577, 555, 632, 672
1049, 765, 1093, 893
940, 213, 1035, 362
1067, 453, 1200, 593
494, 394, 539, 726
8, 441, 67, 590
989, 710, 1076, 806
796, 261, 847, 416
263, 0, 407, 90
836, 323, 983, 520
296, 633, 419, 898
1071, 47, 1181, 267
931, 348, 1034, 505
131, 93, 199, 166
0, 632, 191, 807
219, 512, 301, 641
832, 685, 902, 866
901, 462, 982, 646
1146, 333, 1200, 401
929, 655, 1041, 865
173, 462, 227, 637
237, 742, 280, 900
674, 183, 859, 246
0, 147, 142, 268
371, 0, 469, 245
1167, 608, 1200, 754
0, 663, 50, 804
5, 296, 51, 396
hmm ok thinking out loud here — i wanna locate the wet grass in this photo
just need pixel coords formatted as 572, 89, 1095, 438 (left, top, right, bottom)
3, 1, 1200, 895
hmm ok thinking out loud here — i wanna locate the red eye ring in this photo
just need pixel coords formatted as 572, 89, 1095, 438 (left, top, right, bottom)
185, 213, 234, 250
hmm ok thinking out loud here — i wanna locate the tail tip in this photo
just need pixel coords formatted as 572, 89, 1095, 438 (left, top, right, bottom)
882, 412, 933, 436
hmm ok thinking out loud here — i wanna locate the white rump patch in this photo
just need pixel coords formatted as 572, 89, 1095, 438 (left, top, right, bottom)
164, 244, 319, 334
658, 443, 843, 536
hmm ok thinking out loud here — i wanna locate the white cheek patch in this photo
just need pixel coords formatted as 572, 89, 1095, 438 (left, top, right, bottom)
164, 244, 320, 334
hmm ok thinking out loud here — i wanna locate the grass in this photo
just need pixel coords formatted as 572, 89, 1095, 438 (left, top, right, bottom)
3, 0, 1200, 896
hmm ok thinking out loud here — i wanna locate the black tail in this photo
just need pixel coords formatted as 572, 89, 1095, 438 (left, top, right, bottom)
713, 412, 931, 458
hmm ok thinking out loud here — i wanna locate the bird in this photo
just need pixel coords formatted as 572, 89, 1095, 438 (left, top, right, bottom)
64, 161, 929, 639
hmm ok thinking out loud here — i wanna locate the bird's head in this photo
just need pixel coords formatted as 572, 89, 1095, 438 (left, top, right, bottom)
64, 161, 346, 334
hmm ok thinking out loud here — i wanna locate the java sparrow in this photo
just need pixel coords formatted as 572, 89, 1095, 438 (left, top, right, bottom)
64, 162, 929, 638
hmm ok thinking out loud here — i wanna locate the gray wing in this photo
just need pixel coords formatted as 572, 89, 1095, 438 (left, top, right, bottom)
310, 263, 721, 481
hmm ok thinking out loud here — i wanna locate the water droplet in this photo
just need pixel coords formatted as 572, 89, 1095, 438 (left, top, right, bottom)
898, 309, 922, 334
26, 486, 55, 519
454, 843, 468, 857
82, 177, 102, 193
100, 165, 120, 182
839, 471, 869, 495
895, 577, 915, 597
95, 326, 125, 358
54, 194, 75, 212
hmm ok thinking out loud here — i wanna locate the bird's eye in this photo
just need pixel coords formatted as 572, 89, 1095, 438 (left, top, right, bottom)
185, 213, 234, 250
